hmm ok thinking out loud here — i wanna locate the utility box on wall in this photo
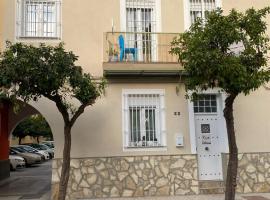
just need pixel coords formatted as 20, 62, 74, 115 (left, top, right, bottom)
176, 135, 184, 147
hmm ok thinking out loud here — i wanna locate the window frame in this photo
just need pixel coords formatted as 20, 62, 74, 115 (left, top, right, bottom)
183, 0, 222, 30
120, 0, 161, 32
122, 89, 166, 151
193, 94, 218, 114
16, 0, 62, 40
120, 0, 161, 62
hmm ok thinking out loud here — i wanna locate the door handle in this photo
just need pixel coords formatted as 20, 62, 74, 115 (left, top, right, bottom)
205, 147, 209, 151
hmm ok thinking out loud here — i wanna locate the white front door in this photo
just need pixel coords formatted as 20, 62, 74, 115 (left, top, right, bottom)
194, 94, 223, 180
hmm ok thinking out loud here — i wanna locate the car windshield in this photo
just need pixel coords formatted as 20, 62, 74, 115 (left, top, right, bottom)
11, 147, 26, 153
20, 146, 37, 153
43, 144, 50, 148
30, 144, 48, 150
39, 145, 49, 150
43, 143, 54, 148
30, 144, 41, 149
10, 149, 17, 155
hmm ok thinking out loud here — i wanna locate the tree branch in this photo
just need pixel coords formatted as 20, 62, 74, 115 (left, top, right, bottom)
70, 99, 95, 127
44, 93, 70, 125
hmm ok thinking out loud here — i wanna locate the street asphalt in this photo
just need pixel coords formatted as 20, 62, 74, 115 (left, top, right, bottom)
0, 160, 52, 200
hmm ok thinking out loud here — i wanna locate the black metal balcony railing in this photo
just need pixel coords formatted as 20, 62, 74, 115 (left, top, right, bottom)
104, 32, 179, 63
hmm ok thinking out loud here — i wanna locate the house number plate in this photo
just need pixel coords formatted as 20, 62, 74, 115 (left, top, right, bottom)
202, 135, 211, 144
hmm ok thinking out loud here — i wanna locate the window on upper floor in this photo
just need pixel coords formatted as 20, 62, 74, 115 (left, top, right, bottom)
124, 0, 159, 62
122, 90, 166, 149
16, 0, 61, 39
189, 0, 217, 25
125, 0, 157, 33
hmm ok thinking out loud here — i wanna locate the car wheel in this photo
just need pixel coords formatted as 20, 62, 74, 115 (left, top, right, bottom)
23, 159, 26, 168
10, 164, 16, 171
25, 159, 30, 167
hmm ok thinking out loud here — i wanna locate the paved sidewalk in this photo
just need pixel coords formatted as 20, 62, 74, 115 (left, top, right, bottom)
1, 193, 270, 200
87, 193, 270, 200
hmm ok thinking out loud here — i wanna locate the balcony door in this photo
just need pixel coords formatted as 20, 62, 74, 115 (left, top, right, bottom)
125, 0, 157, 62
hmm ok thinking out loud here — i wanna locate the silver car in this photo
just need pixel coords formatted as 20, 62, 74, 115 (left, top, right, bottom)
10, 147, 41, 166
41, 141, 54, 149
27, 143, 54, 159
17, 145, 50, 160
9, 155, 25, 170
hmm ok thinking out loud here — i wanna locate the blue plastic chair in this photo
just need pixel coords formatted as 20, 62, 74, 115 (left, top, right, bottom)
118, 35, 138, 61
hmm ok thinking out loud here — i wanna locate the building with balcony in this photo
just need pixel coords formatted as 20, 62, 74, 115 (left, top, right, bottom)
0, 0, 270, 199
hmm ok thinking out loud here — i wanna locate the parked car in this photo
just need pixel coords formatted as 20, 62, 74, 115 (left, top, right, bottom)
41, 141, 54, 149
10, 147, 41, 166
25, 143, 54, 159
15, 145, 50, 160
9, 155, 25, 171
12, 145, 45, 161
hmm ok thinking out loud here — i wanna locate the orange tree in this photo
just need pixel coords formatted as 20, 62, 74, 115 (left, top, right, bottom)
171, 8, 270, 200
0, 43, 106, 200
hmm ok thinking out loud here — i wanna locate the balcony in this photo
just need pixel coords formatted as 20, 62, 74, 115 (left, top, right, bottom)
103, 32, 182, 78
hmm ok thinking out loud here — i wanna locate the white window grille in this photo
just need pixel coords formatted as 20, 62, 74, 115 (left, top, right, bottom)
123, 90, 166, 148
189, 0, 217, 25
193, 94, 217, 113
125, 0, 158, 62
16, 0, 61, 39
126, 0, 157, 33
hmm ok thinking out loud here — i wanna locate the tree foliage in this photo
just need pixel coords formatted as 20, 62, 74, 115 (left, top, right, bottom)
0, 43, 105, 118
0, 42, 106, 200
171, 8, 270, 96
12, 114, 52, 144
171, 7, 270, 200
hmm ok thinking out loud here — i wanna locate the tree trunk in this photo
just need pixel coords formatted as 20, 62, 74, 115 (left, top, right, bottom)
57, 124, 72, 200
36, 136, 40, 144
224, 93, 238, 200
19, 137, 22, 145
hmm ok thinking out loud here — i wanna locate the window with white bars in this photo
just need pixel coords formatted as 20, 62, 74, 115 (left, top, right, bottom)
125, 0, 158, 62
123, 90, 166, 148
126, 0, 157, 33
189, 0, 217, 25
16, 0, 61, 39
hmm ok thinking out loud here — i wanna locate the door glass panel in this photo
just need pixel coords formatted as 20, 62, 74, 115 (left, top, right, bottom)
125, 0, 157, 62
193, 94, 217, 113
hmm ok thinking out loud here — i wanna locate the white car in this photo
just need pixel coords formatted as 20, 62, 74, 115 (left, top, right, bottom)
42, 141, 54, 149
15, 145, 50, 160
9, 155, 25, 170
28, 144, 54, 159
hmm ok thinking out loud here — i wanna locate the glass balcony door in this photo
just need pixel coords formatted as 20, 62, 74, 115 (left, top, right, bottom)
126, 0, 157, 62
